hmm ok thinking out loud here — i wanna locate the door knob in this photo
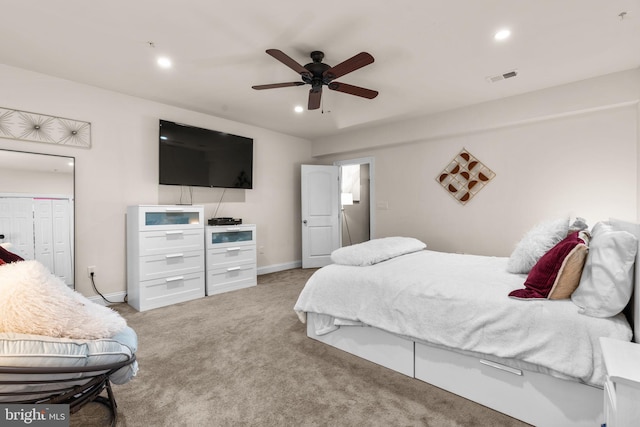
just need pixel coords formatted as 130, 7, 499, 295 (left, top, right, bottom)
302, 220, 307, 225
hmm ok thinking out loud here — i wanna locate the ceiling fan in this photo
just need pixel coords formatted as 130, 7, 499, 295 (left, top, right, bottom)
252, 49, 378, 110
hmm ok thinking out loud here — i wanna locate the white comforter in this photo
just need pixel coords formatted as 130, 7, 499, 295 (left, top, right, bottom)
294, 250, 632, 386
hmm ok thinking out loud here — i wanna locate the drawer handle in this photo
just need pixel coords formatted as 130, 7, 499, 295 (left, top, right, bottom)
164, 207, 185, 212
165, 230, 184, 235
165, 253, 184, 259
227, 266, 242, 272
226, 227, 241, 232
165, 276, 184, 282
227, 247, 241, 252
479, 359, 522, 376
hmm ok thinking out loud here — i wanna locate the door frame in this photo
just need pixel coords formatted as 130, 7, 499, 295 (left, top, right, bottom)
333, 157, 375, 243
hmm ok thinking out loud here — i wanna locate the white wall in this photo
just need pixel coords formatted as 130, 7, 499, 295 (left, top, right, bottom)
0, 169, 73, 195
0, 64, 313, 298
315, 69, 640, 256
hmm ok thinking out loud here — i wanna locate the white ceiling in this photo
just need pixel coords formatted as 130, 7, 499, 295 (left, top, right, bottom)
1, 1, 639, 141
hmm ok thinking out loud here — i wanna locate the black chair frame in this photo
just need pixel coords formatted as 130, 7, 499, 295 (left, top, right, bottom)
0, 355, 136, 427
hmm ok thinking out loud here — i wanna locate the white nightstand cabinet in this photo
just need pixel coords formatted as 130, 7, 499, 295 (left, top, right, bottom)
205, 224, 256, 296
126, 205, 206, 311
600, 337, 640, 427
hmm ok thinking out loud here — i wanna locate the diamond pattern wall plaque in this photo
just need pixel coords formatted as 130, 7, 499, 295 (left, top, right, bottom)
436, 148, 495, 205
0, 107, 91, 148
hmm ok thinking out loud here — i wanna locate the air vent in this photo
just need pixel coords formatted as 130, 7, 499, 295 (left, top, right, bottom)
486, 69, 518, 83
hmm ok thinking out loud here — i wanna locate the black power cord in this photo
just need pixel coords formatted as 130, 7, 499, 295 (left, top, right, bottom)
90, 272, 117, 304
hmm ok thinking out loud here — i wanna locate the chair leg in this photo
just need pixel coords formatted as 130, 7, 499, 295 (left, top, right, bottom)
93, 379, 119, 427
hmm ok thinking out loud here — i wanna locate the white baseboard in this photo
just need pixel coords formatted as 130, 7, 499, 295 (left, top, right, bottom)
87, 291, 127, 307
257, 260, 302, 275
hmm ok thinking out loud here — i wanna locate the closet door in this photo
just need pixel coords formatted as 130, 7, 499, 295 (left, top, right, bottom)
0, 198, 35, 260
34, 199, 54, 273
52, 199, 72, 285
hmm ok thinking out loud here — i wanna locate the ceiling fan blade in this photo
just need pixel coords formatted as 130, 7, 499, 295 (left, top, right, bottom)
266, 49, 310, 76
308, 88, 322, 110
323, 52, 374, 80
252, 82, 306, 90
328, 82, 378, 99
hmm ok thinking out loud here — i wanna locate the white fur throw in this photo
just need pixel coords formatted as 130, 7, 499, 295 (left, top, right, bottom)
506, 218, 570, 274
331, 237, 426, 266
0, 260, 126, 339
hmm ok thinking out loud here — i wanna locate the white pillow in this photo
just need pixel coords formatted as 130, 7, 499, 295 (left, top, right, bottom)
331, 237, 426, 266
571, 221, 638, 317
0, 260, 127, 339
506, 218, 570, 274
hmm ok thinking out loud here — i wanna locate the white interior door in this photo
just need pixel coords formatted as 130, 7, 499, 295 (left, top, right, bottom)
301, 165, 340, 268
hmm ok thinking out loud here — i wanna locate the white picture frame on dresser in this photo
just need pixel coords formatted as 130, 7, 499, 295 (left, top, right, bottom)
126, 205, 206, 311
205, 224, 257, 296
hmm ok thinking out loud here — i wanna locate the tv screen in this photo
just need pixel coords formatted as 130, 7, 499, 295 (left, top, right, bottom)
159, 120, 253, 189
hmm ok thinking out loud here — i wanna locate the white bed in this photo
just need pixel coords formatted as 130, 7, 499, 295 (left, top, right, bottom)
294, 220, 640, 427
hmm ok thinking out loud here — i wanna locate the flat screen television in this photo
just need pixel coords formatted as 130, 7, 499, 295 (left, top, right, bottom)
159, 120, 253, 189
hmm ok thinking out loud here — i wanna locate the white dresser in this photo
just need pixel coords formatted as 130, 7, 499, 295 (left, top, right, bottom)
126, 205, 206, 311
205, 224, 256, 296
600, 337, 640, 427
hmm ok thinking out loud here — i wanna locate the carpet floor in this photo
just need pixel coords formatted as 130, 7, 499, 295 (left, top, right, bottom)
71, 268, 529, 427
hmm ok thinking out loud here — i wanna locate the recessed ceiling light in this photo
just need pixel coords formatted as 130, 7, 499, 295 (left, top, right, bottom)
294, 105, 304, 113
494, 29, 511, 41
157, 57, 172, 69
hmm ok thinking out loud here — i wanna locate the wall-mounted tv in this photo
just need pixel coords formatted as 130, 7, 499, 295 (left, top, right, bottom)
159, 120, 253, 189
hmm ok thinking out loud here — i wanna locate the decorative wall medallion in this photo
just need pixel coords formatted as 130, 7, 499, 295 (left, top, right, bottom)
436, 148, 495, 205
0, 107, 91, 148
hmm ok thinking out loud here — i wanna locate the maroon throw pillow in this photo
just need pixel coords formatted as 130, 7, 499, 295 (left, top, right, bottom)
509, 231, 585, 299
0, 246, 24, 263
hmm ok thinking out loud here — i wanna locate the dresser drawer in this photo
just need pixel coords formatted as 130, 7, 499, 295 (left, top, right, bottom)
206, 263, 256, 295
137, 272, 205, 311
207, 245, 256, 268
138, 251, 204, 281
206, 225, 256, 249
138, 229, 204, 256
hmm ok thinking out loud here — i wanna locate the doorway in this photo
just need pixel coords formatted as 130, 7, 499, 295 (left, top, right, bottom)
335, 157, 374, 247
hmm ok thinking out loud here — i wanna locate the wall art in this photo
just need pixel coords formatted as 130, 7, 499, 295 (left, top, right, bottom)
436, 148, 495, 205
0, 107, 91, 148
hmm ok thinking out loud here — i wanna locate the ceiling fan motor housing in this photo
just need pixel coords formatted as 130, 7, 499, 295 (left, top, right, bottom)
303, 51, 333, 90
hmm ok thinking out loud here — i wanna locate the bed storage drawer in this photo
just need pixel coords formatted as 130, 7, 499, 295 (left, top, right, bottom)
305, 312, 414, 377
414, 342, 603, 427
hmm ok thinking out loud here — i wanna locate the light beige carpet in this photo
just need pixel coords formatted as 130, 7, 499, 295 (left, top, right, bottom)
72, 268, 530, 427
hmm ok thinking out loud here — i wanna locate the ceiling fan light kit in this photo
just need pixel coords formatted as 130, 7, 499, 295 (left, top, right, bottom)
252, 49, 378, 110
